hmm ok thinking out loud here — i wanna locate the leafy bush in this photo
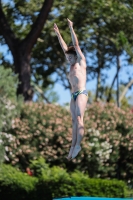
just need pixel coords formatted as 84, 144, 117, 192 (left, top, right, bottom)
0, 161, 127, 200
3, 103, 71, 169
0, 164, 38, 200
0, 139, 5, 164
0, 66, 22, 164
2, 102, 133, 185
39, 167, 126, 198
0, 66, 22, 132
29, 157, 50, 176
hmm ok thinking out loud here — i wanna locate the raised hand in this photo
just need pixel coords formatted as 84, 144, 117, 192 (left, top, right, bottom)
67, 18, 73, 28
54, 23, 60, 35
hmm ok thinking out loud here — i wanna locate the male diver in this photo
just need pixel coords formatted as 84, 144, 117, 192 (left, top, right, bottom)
54, 18, 88, 159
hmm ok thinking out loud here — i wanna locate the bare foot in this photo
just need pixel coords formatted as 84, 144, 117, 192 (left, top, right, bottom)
66, 146, 74, 160
71, 145, 81, 159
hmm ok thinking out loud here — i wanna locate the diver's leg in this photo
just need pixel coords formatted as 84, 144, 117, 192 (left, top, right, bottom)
66, 98, 77, 159
71, 94, 88, 159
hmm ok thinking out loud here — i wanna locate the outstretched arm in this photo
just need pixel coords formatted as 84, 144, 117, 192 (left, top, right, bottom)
54, 23, 68, 54
67, 18, 85, 60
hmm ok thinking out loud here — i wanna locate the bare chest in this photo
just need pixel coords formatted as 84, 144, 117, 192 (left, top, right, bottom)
68, 64, 85, 78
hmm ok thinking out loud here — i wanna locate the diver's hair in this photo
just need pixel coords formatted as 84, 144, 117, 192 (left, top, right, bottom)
65, 46, 77, 56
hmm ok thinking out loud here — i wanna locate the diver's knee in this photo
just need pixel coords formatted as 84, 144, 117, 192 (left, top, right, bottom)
76, 116, 84, 126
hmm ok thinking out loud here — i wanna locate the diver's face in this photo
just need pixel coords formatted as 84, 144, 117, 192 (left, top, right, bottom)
66, 54, 77, 65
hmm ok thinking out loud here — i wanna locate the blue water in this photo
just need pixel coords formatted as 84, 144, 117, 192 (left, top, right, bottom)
53, 197, 132, 200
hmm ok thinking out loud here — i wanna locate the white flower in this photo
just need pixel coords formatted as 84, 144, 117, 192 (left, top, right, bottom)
93, 138, 98, 142
4, 155, 9, 161
5, 146, 8, 151
93, 130, 100, 136
88, 142, 95, 146
0, 139, 3, 144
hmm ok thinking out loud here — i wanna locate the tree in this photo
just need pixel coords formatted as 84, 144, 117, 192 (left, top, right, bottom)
49, 0, 133, 104
1, 0, 133, 105
0, 0, 54, 101
119, 79, 133, 103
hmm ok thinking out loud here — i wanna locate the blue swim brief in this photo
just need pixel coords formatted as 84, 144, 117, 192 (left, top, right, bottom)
71, 89, 88, 101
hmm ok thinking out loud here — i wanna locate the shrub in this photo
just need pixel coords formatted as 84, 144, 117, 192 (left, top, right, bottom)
0, 66, 22, 165
0, 66, 22, 132
0, 164, 38, 200
0, 161, 126, 200
2, 102, 133, 184
40, 168, 126, 198
3, 103, 71, 169
29, 158, 126, 198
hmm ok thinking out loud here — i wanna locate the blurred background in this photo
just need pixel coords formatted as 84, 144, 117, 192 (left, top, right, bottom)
0, 0, 133, 199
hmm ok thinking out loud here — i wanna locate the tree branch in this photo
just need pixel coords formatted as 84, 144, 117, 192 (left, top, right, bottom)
107, 63, 121, 102
34, 84, 51, 103
23, 0, 54, 53
119, 79, 133, 103
0, 4, 17, 53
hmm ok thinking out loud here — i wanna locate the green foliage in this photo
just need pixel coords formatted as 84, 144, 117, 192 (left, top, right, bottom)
3, 103, 71, 168
50, 0, 133, 95
88, 86, 133, 109
0, 161, 127, 199
0, 65, 17, 100
0, 66, 22, 165
0, 164, 37, 191
32, 82, 60, 103
2, 0, 44, 39
1, 0, 133, 101
2, 102, 133, 186
0, 66, 22, 132
39, 168, 126, 198
0, 140, 5, 164
0, 164, 38, 200
29, 157, 50, 176
126, 188, 133, 198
